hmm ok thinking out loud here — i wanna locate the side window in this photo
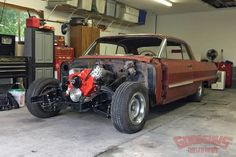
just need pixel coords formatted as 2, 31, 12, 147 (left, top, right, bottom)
181, 44, 191, 60
137, 46, 160, 55
166, 41, 183, 60
99, 43, 126, 55
160, 41, 192, 60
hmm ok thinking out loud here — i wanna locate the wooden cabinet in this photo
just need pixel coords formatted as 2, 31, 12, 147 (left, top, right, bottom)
70, 26, 100, 57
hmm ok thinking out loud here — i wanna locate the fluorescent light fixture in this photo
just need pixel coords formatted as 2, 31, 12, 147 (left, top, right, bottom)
155, 0, 173, 7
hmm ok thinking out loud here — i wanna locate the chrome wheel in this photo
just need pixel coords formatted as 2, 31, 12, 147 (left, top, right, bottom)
197, 84, 203, 96
128, 92, 146, 125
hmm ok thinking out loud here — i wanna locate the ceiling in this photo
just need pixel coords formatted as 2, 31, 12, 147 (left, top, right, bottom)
117, 0, 219, 15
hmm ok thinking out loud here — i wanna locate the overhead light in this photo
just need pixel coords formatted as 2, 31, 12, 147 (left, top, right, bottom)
155, 0, 173, 7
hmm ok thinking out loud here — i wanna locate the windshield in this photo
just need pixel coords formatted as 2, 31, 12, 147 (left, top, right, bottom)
85, 36, 163, 56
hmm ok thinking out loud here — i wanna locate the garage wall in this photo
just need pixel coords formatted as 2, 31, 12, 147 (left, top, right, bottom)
157, 9, 236, 63
100, 12, 157, 37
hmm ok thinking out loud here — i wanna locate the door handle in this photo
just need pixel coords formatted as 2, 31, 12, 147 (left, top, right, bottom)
187, 64, 193, 68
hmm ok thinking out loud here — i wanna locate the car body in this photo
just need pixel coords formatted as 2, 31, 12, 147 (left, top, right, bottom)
26, 34, 217, 133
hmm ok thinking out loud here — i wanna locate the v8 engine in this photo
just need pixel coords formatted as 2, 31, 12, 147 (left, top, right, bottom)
67, 65, 115, 102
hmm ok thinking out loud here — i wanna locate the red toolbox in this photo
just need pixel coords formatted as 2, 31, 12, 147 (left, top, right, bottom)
55, 46, 74, 80
216, 61, 233, 88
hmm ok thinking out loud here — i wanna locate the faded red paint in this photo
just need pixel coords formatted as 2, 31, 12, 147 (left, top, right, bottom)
79, 34, 217, 105
80, 55, 153, 63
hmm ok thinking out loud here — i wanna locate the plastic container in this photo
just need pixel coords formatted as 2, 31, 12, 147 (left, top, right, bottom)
106, 0, 116, 17
123, 5, 139, 16
138, 10, 147, 25
8, 89, 25, 108
115, 3, 123, 18
216, 62, 233, 88
47, 0, 68, 8
78, 0, 93, 11
47, 0, 80, 7
122, 13, 139, 23
115, 3, 139, 23
92, 0, 106, 14
67, 0, 78, 7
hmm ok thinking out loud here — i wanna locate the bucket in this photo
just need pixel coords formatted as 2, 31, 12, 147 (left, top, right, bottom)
8, 89, 25, 107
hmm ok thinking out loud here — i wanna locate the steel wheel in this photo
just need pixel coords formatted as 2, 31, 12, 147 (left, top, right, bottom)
189, 83, 204, 102
197, 84, 203, 97
111, 82, 149, 134
128, 92, 146, 125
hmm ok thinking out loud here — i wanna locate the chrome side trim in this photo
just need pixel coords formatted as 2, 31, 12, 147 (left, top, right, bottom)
169, 80, 194, 88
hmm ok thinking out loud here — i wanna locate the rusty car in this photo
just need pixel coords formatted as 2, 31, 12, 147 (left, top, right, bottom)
26, 34, 217, 133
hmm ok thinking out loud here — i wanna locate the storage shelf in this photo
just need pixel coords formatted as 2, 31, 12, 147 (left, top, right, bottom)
46, 4, 139, 26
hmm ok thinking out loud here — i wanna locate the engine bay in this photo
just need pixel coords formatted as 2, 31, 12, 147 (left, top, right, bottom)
30, 58, 156, 118
66, 60, 138, 104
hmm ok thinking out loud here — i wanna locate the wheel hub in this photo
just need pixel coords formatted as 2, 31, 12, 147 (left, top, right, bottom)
198, 85, 203, 96
129, 92, 146, 125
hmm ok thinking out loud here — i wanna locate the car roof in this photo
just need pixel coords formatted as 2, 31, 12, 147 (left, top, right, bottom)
98, 34, 188, 44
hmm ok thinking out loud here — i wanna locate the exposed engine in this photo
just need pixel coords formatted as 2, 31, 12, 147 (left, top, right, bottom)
66, 61, 138, 103
66, 65, 116, 102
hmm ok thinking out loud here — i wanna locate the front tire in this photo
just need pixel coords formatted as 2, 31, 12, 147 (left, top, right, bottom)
26, 78, 61, 118
111, 82, 149, 134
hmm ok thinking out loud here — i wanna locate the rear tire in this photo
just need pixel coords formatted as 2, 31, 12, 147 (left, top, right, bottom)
111, 82, 149, 134
26, 78, 61, 118
189, 83, 204, 102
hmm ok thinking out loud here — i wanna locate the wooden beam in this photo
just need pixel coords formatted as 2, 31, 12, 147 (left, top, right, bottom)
0, 2, 44, 18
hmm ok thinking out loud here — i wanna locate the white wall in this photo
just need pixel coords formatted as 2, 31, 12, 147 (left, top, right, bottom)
157, 9, 236, 63
100, 12, 157, 36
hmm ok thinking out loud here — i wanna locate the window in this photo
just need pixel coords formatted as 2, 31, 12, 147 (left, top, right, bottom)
137, 46, 160, 56
181, 44, 191, 60
160, 40, 192, 60
97, 43, 126, 55
165, 41, 183, 60
0, 7, 37, 41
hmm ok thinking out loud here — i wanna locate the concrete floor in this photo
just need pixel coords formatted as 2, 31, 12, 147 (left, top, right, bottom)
0, 89, 236, 157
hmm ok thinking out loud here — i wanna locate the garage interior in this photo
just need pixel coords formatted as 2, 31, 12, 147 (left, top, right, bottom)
0, 0, 236, 156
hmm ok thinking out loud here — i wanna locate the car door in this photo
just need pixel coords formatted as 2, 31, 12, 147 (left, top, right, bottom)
160, 40, 195, 104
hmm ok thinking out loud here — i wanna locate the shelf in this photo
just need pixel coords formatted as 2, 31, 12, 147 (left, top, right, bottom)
46, 4, 139, 26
